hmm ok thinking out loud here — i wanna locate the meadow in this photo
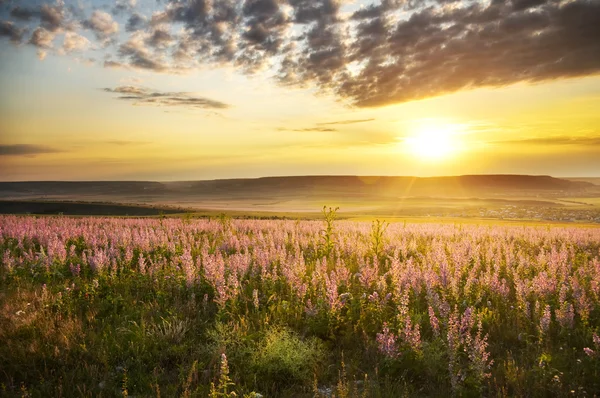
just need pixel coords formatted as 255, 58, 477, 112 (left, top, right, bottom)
1, 211, 600, 397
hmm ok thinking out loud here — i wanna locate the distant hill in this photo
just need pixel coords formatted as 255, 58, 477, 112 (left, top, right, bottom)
166, 175, 593, 194
0, 175, 595, 203
566, 177, 600, 186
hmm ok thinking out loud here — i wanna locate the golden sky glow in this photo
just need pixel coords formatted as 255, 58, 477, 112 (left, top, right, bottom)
1, 0, 599, 180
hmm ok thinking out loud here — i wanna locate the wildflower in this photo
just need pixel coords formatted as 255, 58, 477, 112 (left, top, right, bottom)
428, 306, 440, 337
325, 271, 341, 312
402, 318, 422, 352
179, 249, 195, 287
138, 253, 146, 275
339, 292, 352, 305
555, 302, 574, 329
305, 299, 317, 317
69, 263, 81, 277
540, 305, 551, 335
376, 322, 399, 358
2, 250, 15, 272
467, 320, 493, 380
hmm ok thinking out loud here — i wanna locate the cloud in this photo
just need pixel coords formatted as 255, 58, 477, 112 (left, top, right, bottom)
126, 12, 146, 32
29, 27, 56, 49
83, 10, 118, 42
113, 0, 137, 16
336, 0, 600, 106
2, 0, 600, 107
40, 3, 65, 32
0, 21, 25, 44
317, 118, 375, 126
103, 59, 127, 69
62, 31, 90, 53
103, 85, 230, 109
3, 1, 77, 53
117, 32, 169, 71
500, 135, 600, 146
279, 126, 338, 132
277, 118, 375, 133
0, 144, 62, 156
146, 28, 174, 49
10, 7, 40, 21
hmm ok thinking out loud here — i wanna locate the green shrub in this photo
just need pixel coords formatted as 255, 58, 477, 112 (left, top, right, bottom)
252, 327, 326, 386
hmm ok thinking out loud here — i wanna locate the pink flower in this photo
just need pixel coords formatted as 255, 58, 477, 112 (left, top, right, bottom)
429, 306, 440, 337
584, 347, 596, 358
540, 304, 551, 335
377, 322, 399, 358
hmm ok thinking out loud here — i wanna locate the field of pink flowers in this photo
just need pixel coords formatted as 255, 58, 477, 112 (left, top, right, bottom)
1, 213, 600, 397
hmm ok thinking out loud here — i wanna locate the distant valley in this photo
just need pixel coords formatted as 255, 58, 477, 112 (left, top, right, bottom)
1, 175, 599, 222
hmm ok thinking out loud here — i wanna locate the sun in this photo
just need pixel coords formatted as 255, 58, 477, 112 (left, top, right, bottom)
404, 120, 462, 161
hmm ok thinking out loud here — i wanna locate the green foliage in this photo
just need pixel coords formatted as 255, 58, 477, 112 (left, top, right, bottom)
209, 354, 236, 398
218, 213, 233, 231
370, 219, 388, 258
252, 327, 325, 386
319, 206, 339, 258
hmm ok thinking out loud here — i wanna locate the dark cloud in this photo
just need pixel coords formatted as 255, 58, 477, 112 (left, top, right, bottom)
317, 118, 375, 126
337, 0, 600, 106
351, 0, 402, 20
146, 28, 174, 49
10, 7, 40, 21
0, 144, 62, 156
103, 59, 128, 69
118, 34, 168, 71
289, 0, 340, 24
0, 21, 25, 44
2, 0, 600, 107
126, 12, 146, 32
112, 0, 137, 16
103, 86, 230, 109
512, 0, 548, 12
240, 0, 288, 61
105, 86, 146, 95
40, 3, 65, 32
3, 2, 75, 51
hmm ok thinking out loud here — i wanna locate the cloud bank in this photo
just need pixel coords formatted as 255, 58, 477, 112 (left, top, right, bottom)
1, 0, 599, 107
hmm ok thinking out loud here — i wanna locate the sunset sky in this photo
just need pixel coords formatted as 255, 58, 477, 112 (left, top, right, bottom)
1, 0, 599, 181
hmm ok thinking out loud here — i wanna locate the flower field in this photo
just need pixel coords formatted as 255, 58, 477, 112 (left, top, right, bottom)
1, 213, 600, 397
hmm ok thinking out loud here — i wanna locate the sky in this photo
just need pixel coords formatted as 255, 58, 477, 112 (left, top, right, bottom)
0, 0, 599, 181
